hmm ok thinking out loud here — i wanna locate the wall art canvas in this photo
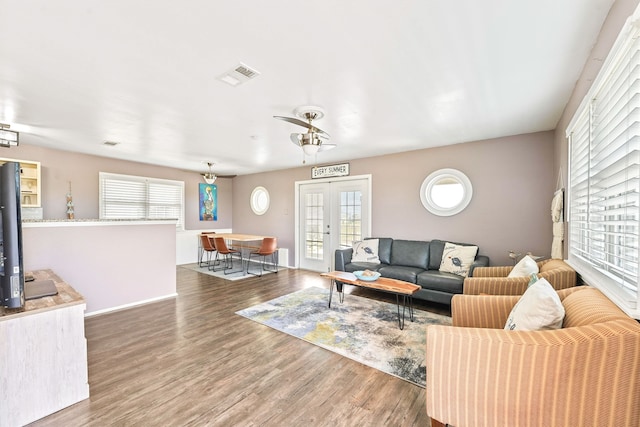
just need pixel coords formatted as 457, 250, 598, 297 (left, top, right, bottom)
199, 183, 217, 221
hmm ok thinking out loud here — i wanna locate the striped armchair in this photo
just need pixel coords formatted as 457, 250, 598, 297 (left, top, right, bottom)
464, 258, 576, 295
425, 286, 640, 427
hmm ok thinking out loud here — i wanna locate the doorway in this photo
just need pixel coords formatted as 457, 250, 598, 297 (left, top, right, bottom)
295, 175, 371, 272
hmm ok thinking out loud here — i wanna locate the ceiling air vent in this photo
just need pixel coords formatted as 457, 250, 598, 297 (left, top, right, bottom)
218, 62, 261, 87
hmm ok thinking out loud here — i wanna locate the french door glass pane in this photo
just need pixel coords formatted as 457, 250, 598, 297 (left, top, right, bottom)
339, 190, 362, 248
305, 193, 323, 260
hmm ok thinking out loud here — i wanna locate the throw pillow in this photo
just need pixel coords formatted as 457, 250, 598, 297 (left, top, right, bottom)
527, 272, 539, 287
351, 239, 380, 263
439, 242, 478, 277
504, 277, 565, 331
508, 255, 539, 278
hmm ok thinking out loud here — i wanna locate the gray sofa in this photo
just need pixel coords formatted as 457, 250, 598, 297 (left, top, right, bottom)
334, 238, 490, 305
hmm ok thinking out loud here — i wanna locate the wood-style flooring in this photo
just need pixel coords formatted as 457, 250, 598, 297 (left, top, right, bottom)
29, 266, 450, 427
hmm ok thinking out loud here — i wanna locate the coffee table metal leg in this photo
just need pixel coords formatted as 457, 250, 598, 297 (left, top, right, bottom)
328, 280, 345, 308
394, 294, 415, 330
328, 280, 334, 308
408, 296, 414, 322
396, 294, 405, 330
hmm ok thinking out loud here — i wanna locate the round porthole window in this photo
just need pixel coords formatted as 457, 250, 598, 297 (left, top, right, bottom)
250, 186, 270, 215
420, 169, 473, 216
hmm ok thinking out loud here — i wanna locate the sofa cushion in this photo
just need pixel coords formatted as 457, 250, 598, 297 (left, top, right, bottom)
351, 239, 380, 263
344, 262, 386, 273
504, 278, 565, 331
508, 255, 539, 277
390, 239, 430, 269
539, 259, 570, 273
562, 287, 630, 328
417, 270, 464, 294
378, 265, 425, 283
439, 242, 478, 277
366, 237, 392, 265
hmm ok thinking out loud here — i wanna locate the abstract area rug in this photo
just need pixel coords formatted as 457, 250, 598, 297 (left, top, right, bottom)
235, 286, 452, 387
181, 262, 279, 281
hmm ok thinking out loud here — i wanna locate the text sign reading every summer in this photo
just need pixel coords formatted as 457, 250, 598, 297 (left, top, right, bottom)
311, 163, 350, 179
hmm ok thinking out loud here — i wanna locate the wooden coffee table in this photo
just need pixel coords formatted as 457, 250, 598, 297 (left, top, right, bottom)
320, 271, 421, 330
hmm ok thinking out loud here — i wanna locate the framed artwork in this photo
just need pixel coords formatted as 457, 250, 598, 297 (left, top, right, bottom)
199, 183, 217, 221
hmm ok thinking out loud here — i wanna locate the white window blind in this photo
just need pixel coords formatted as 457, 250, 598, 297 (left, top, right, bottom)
566, 7, 640, 318
99, 172, 184, 230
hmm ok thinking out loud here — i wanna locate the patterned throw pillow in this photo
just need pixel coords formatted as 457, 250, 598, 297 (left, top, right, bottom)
439, 242, 478, 277
351, 239, 380, 263
504, 277, 565, 331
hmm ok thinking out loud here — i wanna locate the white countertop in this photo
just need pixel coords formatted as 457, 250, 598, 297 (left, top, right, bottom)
22, 218, 177, 227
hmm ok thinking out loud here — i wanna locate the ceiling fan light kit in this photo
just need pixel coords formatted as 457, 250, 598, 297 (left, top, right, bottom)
302, 144, 321, 156
202, 162, 217, 184
274, 106, 336, 162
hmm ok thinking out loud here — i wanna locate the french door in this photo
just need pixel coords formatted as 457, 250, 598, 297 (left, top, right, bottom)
296, 176, 371, 272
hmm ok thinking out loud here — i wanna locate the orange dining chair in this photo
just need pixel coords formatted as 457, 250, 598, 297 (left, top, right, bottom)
247, 237, 279, 277
199, 233, 217, 268
211, 236, 243, 274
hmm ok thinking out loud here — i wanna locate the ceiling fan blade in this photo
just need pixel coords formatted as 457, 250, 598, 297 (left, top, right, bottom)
318, 143, 337, 152
274, 116, 329, 137
290, 133, 303, 147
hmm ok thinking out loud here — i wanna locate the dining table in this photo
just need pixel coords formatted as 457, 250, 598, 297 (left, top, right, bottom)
206, 233, 277, 272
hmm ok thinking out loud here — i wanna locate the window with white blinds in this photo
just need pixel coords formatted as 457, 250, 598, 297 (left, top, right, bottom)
566, 7, 640, 318
99, 172, 184, 230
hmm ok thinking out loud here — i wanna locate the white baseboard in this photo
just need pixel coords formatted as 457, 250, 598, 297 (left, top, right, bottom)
84, 293, 178, 317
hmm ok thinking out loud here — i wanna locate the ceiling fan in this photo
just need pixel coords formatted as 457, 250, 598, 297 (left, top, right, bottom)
274, 106, 336, 161
201, 162, 236, 184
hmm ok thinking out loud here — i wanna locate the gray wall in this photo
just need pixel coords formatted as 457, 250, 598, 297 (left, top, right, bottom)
233, 131, 555, 266
10, 132, 555, 267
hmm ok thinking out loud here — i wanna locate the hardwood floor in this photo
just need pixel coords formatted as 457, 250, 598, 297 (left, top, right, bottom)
29, 267, 450, 426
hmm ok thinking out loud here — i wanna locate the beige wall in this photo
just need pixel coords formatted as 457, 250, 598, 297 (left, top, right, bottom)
3, 144, 233, 230
233, 131, 555, 266
553, 0, 640, 258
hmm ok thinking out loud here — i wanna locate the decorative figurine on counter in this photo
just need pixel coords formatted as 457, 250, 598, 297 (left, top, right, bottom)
66, 182, 74, 219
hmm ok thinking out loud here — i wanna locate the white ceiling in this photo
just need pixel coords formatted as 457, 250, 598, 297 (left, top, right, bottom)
0, 0, 614, 176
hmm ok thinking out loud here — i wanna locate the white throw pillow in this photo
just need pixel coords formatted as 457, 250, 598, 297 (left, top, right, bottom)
439, 242, 478, 277
351, 239, 380, 263
504, 278, 565, 331
508, 255, 539, 278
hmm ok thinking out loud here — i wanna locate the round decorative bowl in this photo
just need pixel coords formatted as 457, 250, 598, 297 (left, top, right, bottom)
353, 270, 381, 281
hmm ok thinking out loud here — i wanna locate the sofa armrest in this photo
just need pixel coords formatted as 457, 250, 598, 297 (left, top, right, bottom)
451, 294, 519, 328
463, 276, 530, 295
468, 255, 490, 276
334, 248, 353, 271
471, 264, 513, 277
426, 320, 640, 427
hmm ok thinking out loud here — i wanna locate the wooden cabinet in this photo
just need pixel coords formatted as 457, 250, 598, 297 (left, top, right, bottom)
0, 157, 41, 207
0, 270, 89, 426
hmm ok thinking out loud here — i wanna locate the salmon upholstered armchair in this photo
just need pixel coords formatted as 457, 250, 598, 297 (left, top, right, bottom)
425, 286, 640, 427
463, 258, 577, 296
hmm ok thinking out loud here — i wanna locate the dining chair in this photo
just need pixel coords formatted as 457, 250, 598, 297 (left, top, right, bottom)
211, 236, 243, 274
198, 233, 217, 268
247, 237, 278, 277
